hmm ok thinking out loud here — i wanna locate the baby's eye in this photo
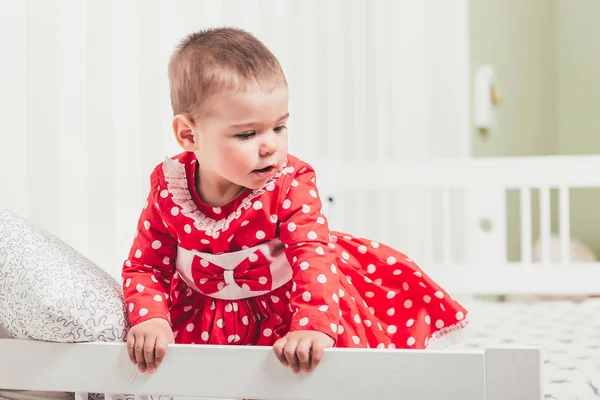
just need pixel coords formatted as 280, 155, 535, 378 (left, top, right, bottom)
236, 132, 255, 140
274, 125, 287, 133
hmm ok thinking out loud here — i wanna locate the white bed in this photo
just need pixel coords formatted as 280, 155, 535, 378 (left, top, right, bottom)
2, 155, 600, 400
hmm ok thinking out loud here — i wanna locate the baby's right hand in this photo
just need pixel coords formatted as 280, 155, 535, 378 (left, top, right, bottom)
126, 318, 174, 374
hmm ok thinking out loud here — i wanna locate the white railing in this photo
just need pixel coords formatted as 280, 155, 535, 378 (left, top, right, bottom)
0, 340, 542, 400
316, 155, 600, 295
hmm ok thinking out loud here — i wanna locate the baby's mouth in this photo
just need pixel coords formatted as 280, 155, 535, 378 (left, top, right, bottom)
253, 166, 275, 173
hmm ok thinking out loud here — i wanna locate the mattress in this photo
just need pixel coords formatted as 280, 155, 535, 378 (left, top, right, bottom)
455, 298, 600, 400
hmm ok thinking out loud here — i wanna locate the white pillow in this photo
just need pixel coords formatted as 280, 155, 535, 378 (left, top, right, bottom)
0, 208, 129, 342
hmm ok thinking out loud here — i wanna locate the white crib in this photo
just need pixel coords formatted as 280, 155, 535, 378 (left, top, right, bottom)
1, 155, 600, 400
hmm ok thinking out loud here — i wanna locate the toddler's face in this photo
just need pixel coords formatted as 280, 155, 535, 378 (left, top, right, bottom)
193, 84, 289, 190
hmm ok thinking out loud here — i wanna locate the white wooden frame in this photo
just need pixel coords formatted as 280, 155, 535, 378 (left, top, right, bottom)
0, 341, 541, 400
6, 154, 600, 399
316, 155, 600, 296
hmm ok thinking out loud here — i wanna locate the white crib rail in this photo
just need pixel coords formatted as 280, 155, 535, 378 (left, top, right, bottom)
315, 155, 600, 296
0, 339, 541, 400
317, 155, 600, 188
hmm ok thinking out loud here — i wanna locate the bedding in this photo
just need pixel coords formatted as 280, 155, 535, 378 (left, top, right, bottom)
0, 208, 128, 342
457, 298, 600, 400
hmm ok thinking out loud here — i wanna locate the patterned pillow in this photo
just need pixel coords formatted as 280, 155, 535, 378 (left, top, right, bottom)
0, 208, 129, 342
0, 323, 9, 339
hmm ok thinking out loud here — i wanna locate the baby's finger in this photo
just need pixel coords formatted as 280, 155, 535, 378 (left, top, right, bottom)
134, 335, 146, 372
155, 337, 169, 368
283, 339, 300, 373
143, 335, 158, 373
126, 334, 137, 365
272, 338, 289, 366
296, 339, 312, 372
311, 341, 326, 370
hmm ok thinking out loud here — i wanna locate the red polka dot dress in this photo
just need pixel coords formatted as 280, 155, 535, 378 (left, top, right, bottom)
122, 152, 469, 349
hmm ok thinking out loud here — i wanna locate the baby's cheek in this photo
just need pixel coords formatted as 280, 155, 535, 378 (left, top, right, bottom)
228, 147, 255, 171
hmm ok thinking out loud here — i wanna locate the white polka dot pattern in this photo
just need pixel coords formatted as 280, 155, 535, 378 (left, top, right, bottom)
275, 163, 347, 340
121, 153, 469, 349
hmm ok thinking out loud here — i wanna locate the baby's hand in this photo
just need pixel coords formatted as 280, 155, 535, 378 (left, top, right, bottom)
126, 318, 174, 374
273, 330, 335, 373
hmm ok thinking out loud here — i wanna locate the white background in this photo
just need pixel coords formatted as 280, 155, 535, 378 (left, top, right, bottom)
0, 0, 470, 279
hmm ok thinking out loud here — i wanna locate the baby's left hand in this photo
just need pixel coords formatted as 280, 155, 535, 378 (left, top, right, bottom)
273, 330, 335, 373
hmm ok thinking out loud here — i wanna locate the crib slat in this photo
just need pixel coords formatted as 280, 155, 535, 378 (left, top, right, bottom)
559, 185, 570, 264
520, 187, 532, 263
377, 186, 391, 248
356, 189, 368, 239
539, 186, 551, 264
405, 189, 418, 260
401, 189, 410, 255
424, 189, 434, 266
442, 189, 452, 264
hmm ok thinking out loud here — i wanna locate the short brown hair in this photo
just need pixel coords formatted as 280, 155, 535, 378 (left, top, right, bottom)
168, 27, 287, 118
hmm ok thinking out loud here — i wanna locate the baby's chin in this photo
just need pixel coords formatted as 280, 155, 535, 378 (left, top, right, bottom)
244, 178, 273, 191
242, 171, 279, 190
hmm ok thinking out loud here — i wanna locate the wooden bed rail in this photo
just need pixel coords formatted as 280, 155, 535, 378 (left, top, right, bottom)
0, 339, 541, 399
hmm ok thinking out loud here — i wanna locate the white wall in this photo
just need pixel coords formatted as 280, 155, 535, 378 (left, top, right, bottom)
0, 0, 469, 280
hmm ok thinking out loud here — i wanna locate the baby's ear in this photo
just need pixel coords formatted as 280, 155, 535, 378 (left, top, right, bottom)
172, 114, 197, 151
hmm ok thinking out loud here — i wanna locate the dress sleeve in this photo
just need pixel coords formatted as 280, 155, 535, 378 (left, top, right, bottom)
277, 164, 340, 341
122, 166, 178, 327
